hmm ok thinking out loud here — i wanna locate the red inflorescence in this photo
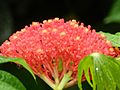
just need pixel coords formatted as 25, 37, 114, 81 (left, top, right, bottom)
0, 18, 117, 85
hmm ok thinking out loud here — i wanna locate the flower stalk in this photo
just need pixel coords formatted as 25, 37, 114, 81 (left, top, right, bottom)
40, 74, 55, 89
40, 71, 72, 90
54, 71, 72, 90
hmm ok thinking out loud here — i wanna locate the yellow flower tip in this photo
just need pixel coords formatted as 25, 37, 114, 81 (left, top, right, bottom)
84, 28, 89, 33
32, 22, 39, 26
70, 22, 75, 26
106, 40, 111, 44
52, 28, 57, 32
5, 41, 10, 45
43, 20, 47, 24
109, 48, 114, 52
48, 19, 52, 23
60, 32, 66, 36
21, 29, 26, 32
71, 19, 76, 22
36, 49, 44, 53
100, 34, 106, 38
42, 30, 47, 33
70, 20, 77, 26
75, 36, 80, 40
74, 24, 78, 28
13, 35, 18, 39
11, 33, 18, 39
16, 31, 20, 34
70, 23, 79, 28
54, 17, 59, 20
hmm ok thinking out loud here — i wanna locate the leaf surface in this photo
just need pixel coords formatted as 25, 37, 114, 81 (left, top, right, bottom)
78, 53, 120, 90
99, 32, 120, 47
0, 56, 36, 80
0, 70, 26, 90
104, 0, 120, 23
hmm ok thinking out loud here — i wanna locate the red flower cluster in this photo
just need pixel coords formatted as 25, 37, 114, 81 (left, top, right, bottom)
0, 18, 117, 88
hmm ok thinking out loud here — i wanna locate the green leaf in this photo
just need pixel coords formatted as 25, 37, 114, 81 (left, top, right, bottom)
78, 56, 93, 90
0, 56, 36, 80
58, 58, 63, 72
104, 0, 120, 23
0, 70, 26, 90
78, 53, 120, 90
99, 31, 120, 47
115, 32, 120, 36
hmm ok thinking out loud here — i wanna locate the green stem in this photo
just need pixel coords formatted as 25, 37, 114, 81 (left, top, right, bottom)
40, 74, 55, 89
53, 66, 59, 90
64, 78, 77, 88
54, 71, 72, 90
54, 66, 59, 85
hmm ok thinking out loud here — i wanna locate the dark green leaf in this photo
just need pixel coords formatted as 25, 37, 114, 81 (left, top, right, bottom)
78, 56, 93, 90
0, 56, 36, 80
78, 53, 120, 90
92, 53, 117, 90
99, 32, 120, 47
0, 70, 26, 90
104, 0, 120, 23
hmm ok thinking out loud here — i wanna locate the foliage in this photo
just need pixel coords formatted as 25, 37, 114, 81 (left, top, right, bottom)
99, 32, 120, 47
0, 56, 35, 90
78, 53, 120, 90
104, 0, 120, 24
0, 70, 26, 90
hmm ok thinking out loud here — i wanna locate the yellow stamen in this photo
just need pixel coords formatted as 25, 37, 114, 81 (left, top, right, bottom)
12, 34, 18, 39
74, 24, 78, 27
54, 18, 59, 20
21, 29, 26, 32
75, 36, 80, 40
70, 22, 75, 26
109, 48, 114, 52
106, 40, 111, 44
32, 22, 38, 26
100, 34, 105, 38
85, 28, 89, 32
36, 49, 44, 53
5, 41, 10, 45
72, 19, 76, 22
42, 30, 47, 33
43, 20, 47, 23
60, 32, 66, 36
52, 28, 57, 32
48, 19, 52, 23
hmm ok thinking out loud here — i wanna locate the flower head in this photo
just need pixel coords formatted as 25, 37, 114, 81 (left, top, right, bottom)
0, 18, 117, 89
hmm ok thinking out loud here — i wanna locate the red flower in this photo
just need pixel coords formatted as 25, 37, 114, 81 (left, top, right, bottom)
0, 18, 117, 89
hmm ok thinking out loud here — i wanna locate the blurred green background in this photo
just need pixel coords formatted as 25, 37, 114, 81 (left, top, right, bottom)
0, 0, 120, 90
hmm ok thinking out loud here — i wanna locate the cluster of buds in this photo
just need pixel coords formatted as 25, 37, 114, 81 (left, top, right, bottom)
0, 18, 117, 90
